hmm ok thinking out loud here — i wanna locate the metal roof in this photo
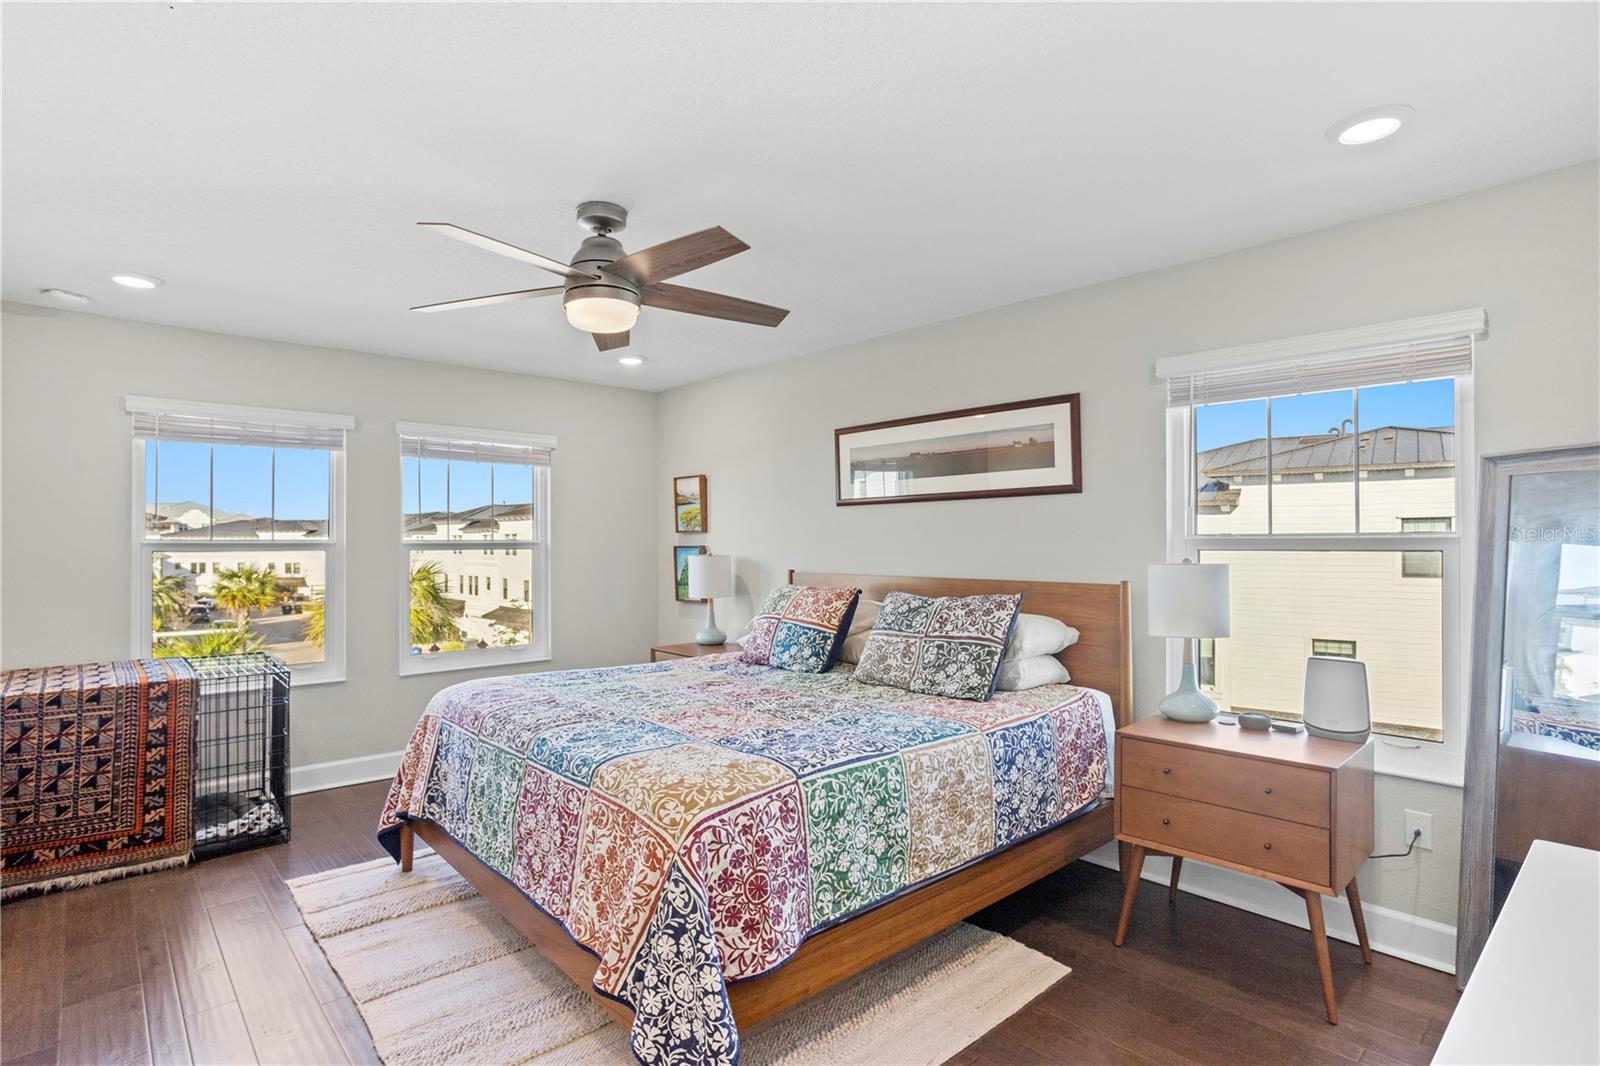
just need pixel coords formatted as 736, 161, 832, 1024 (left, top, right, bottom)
1199, 426, 1454, 481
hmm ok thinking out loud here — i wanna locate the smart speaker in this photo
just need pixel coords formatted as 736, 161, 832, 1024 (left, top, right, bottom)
1302, 656, 1372, 744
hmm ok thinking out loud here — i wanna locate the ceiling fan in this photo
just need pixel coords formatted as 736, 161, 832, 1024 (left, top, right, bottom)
410, 201, 789, 351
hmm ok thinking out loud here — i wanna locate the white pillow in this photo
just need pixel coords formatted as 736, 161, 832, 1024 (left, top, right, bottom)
1004, 613, 1079, 661
995, 654, 1071, 691
837, 598, 883, 665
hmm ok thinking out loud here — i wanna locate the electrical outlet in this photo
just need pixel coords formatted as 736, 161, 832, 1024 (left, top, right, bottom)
1404, 809, 1433, 851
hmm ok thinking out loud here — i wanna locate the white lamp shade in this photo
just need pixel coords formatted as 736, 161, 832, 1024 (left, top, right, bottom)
1147, 562, 1231, 638
687, 554, 733, 600
1303, 656, 1371, 738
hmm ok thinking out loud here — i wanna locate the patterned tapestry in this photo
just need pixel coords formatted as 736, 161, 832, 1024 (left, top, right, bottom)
378, 652, 1109, 1066
2, 658, 195, 897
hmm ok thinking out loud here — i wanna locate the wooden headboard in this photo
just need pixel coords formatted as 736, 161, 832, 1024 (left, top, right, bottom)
790, 570, 1132, 728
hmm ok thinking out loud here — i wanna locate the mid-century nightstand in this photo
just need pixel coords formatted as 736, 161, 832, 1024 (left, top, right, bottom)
1113, 716, 1375, 1024
649, 641, 740, 662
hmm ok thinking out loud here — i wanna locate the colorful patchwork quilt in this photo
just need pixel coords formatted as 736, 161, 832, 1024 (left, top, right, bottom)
378, 653, 1110, 1066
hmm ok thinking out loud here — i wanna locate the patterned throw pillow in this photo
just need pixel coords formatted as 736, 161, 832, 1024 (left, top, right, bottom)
854, 591, 1023, 700
739, 584, 862, 673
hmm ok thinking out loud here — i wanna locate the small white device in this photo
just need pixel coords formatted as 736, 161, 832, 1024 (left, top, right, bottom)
1302, 656, 1372, 744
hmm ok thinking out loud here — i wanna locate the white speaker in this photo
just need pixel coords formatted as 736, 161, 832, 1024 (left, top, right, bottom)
1303, 656, 1372, 744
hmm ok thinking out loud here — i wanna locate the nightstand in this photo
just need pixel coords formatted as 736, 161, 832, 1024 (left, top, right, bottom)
1113, 716, 1375, 1024
650, 641, 740, 662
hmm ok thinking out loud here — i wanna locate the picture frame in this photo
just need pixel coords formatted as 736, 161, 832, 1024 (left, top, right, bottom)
835, 393, 1082, 505
673, 544, 707, 602
674, 474, 708, 532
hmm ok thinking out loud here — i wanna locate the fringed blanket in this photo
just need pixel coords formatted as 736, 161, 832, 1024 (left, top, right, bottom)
2, 658, 195, 898
378, 653, 1111, 1066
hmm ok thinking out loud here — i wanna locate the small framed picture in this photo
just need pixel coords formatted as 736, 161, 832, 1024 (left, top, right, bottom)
674, 544, 707, 602
674, 474, 708, 532
835, 393, 1082, 505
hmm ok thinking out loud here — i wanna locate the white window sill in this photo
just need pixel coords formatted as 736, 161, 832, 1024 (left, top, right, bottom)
399, 650, 550, 678
289, 672, 346, 688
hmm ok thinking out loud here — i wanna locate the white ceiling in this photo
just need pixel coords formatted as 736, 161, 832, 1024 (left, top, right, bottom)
3, 3, 1595, 392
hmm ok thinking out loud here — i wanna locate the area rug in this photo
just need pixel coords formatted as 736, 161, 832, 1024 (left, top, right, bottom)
1, 657, 195, 898
288, 851, 1068, 1065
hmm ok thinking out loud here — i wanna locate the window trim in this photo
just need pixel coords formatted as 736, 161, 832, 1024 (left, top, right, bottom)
396, 424, 554, 677
130, 437, 348, 686
1164, 375, 1475, 786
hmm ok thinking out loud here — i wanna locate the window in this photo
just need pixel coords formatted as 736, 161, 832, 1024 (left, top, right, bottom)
130, 396, 350, 683
399, 421, 554, 674
1161, 310, 1481, 782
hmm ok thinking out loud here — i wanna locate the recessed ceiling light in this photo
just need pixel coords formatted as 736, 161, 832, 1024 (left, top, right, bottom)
39, 288, 91, 305
617, 355, 646, 367
111, 273, 164, 289
1326, 105, 1413, 146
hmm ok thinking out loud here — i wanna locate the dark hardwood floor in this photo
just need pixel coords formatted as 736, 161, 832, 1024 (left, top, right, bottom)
1, 781, 1458, 1065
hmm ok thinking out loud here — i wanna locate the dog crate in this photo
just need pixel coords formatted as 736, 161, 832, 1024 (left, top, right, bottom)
189, 653, 291, 859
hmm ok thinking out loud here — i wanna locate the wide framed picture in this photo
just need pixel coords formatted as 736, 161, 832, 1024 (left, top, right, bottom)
835, 393, 1082, 505
674, 474, 708, 532
673, 544, 707, 602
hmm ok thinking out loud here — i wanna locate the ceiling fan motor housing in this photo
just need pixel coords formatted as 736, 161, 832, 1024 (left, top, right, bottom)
564, 234, 640, 304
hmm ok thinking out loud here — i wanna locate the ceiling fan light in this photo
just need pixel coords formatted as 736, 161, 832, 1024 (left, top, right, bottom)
564, 292, 640, 334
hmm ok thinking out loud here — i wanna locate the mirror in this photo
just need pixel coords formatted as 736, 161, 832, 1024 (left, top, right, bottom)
1458, 444, 1600, 985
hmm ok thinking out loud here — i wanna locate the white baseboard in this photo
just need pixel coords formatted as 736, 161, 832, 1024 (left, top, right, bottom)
1082, 844, 1457, 974
290, 750, 404, 796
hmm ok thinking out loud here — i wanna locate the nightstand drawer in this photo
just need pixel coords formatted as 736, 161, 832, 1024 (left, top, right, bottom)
1121, 737, 1330, 827
1120, 786, 1331, 887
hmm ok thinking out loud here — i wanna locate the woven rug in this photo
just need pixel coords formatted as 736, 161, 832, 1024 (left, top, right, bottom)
288, 852, 1068, 1065
1, 658, 195, 898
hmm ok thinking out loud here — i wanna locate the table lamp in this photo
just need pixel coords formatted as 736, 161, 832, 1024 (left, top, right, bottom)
687, 554, 734, 645
1148, 559, 1231, 722
1303, 656, 1372, 743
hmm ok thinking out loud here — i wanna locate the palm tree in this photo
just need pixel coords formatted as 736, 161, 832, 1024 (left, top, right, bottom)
410, 561, 461, 645
304, 595, 325, 649
151, 572, 190, 631
153, 625, 263, 659
214, 565, 280, 623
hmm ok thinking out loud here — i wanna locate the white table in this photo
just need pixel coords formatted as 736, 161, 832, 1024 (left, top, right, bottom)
1433, 840, 1600, 1065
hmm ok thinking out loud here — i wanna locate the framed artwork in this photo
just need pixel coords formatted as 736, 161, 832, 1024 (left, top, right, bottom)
835, 393, 1082, 505
674, 474, 708, 532
674, 544, 707, 602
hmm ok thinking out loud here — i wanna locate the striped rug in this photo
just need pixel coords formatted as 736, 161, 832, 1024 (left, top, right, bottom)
288, 851, 1068, 1065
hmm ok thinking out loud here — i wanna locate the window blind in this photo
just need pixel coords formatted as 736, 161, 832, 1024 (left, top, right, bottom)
1155, 309, 1485, 408
396, 422, 555, 466
127, 397, 351, 450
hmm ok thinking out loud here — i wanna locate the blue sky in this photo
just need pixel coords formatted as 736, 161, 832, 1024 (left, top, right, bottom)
147, 446, 535, 522
1194, 378, 1454, 452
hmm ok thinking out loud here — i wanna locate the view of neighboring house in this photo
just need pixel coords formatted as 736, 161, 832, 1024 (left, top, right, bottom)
404, 502, 538, 652
1195, 425, 1454, 741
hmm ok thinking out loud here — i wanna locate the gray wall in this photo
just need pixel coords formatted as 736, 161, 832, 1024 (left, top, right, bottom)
0, 307, 660, 771
653, 162, 1600, 926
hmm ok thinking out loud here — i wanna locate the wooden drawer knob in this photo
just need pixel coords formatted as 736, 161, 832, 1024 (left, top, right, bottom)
1263, 842, 1273, 851
1162, 767, 1172, 774
1161, 818, 1170, 826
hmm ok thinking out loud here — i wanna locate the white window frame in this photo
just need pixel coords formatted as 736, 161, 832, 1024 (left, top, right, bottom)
1160, 316, 1482, 786
129, 398, 351, 686
396, 421, 555, 677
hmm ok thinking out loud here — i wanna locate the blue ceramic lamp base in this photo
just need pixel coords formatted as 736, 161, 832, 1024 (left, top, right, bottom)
696, 601, 727, 646
1159, 662, 1219, 723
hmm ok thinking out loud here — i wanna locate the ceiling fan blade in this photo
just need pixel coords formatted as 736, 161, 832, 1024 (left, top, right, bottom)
642, 283, 789, 327
410, 286, 564, 312
417, 222, 599, 280
593, 330, 630, 351
605, 226, 748, 285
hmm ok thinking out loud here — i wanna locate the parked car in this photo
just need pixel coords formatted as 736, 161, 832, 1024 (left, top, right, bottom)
186, 605, 212, 624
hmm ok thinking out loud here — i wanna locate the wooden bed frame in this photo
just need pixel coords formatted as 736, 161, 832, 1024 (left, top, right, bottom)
401, 570, 1132, 1033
